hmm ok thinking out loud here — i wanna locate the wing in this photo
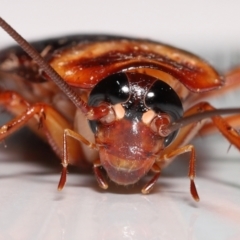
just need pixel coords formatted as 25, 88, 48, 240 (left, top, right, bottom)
0, 34, 223, 92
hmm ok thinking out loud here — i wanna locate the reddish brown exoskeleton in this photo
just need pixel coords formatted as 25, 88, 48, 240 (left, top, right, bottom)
0, 17, 240, 201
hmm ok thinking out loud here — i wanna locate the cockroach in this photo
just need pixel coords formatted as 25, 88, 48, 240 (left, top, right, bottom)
0, 17, 240, 201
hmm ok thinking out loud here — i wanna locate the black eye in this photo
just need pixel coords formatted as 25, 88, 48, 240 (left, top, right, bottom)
88, 72, 130, 133
88, 72, 130, 106
145, 80, 183, 146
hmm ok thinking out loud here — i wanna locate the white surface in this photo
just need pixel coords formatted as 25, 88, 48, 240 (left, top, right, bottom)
0, 132, 240, 240
0, 1, 240, 240
1, 0, 240, 52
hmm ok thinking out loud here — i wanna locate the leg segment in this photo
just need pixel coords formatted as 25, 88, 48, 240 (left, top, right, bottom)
196, 102, 240, 150
160, 101, 240, 163
58, 129, 98, 190
0, 92, 80, 160
93, 158, 108, 190
0, 90, 85, 186
156, 101, 240, 201
141, 163, 161, 194
158, 145, 199, 201
199, 114, 240, 136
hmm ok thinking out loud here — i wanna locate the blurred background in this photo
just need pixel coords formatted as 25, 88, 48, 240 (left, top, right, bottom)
1, 0, 240, 51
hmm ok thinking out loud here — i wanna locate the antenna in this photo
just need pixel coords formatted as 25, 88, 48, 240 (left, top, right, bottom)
0, 16, 109, 119
168, 108, 240, 133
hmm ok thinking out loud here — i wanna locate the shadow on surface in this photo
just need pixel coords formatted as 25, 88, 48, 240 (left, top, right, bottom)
1, 126, 239, 198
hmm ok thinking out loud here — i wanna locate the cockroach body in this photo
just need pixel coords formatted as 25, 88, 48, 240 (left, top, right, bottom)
0, 17, 240, 201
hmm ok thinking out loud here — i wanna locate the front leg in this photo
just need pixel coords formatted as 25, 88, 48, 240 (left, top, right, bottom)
141, 163, 161, 194
93, 158, 108, 190
0, 90, 84, 187
58, 128, 98, 190
157, 145, 199, 201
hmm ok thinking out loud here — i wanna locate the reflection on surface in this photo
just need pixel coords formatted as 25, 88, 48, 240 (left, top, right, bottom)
0, 117, 240, 239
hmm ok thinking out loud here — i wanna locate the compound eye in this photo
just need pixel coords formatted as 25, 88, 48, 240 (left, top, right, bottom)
145, 80, 183, 120
88, 72, 130, 107
88, 72, 130, 133
145, 80, 183, 146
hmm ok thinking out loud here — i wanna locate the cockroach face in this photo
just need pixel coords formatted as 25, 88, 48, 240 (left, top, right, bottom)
88, 72, 183, 185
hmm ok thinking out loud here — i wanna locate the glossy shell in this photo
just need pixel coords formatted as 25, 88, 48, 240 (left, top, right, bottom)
1, 30, 240, 200
0, 34, 225, 170
0, 35, 223, 93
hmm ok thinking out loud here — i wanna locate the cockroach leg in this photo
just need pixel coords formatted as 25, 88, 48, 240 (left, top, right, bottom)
93, 159, 108, 190
58, 129, 98, 190
199, 114, 240, 136
193, 102, 240, 150
0, 96, 49, 140
155, 101, 240, 201
58, 165, 68, 191
162, 101, 240, 159
157, 144, 199, 201
142, 163, 161, 194
63, 128, 97, 155
0, 90, 84, 186
0, 91, 31, 137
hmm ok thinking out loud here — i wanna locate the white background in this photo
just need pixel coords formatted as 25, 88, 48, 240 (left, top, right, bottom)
0, 1, 240, 239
